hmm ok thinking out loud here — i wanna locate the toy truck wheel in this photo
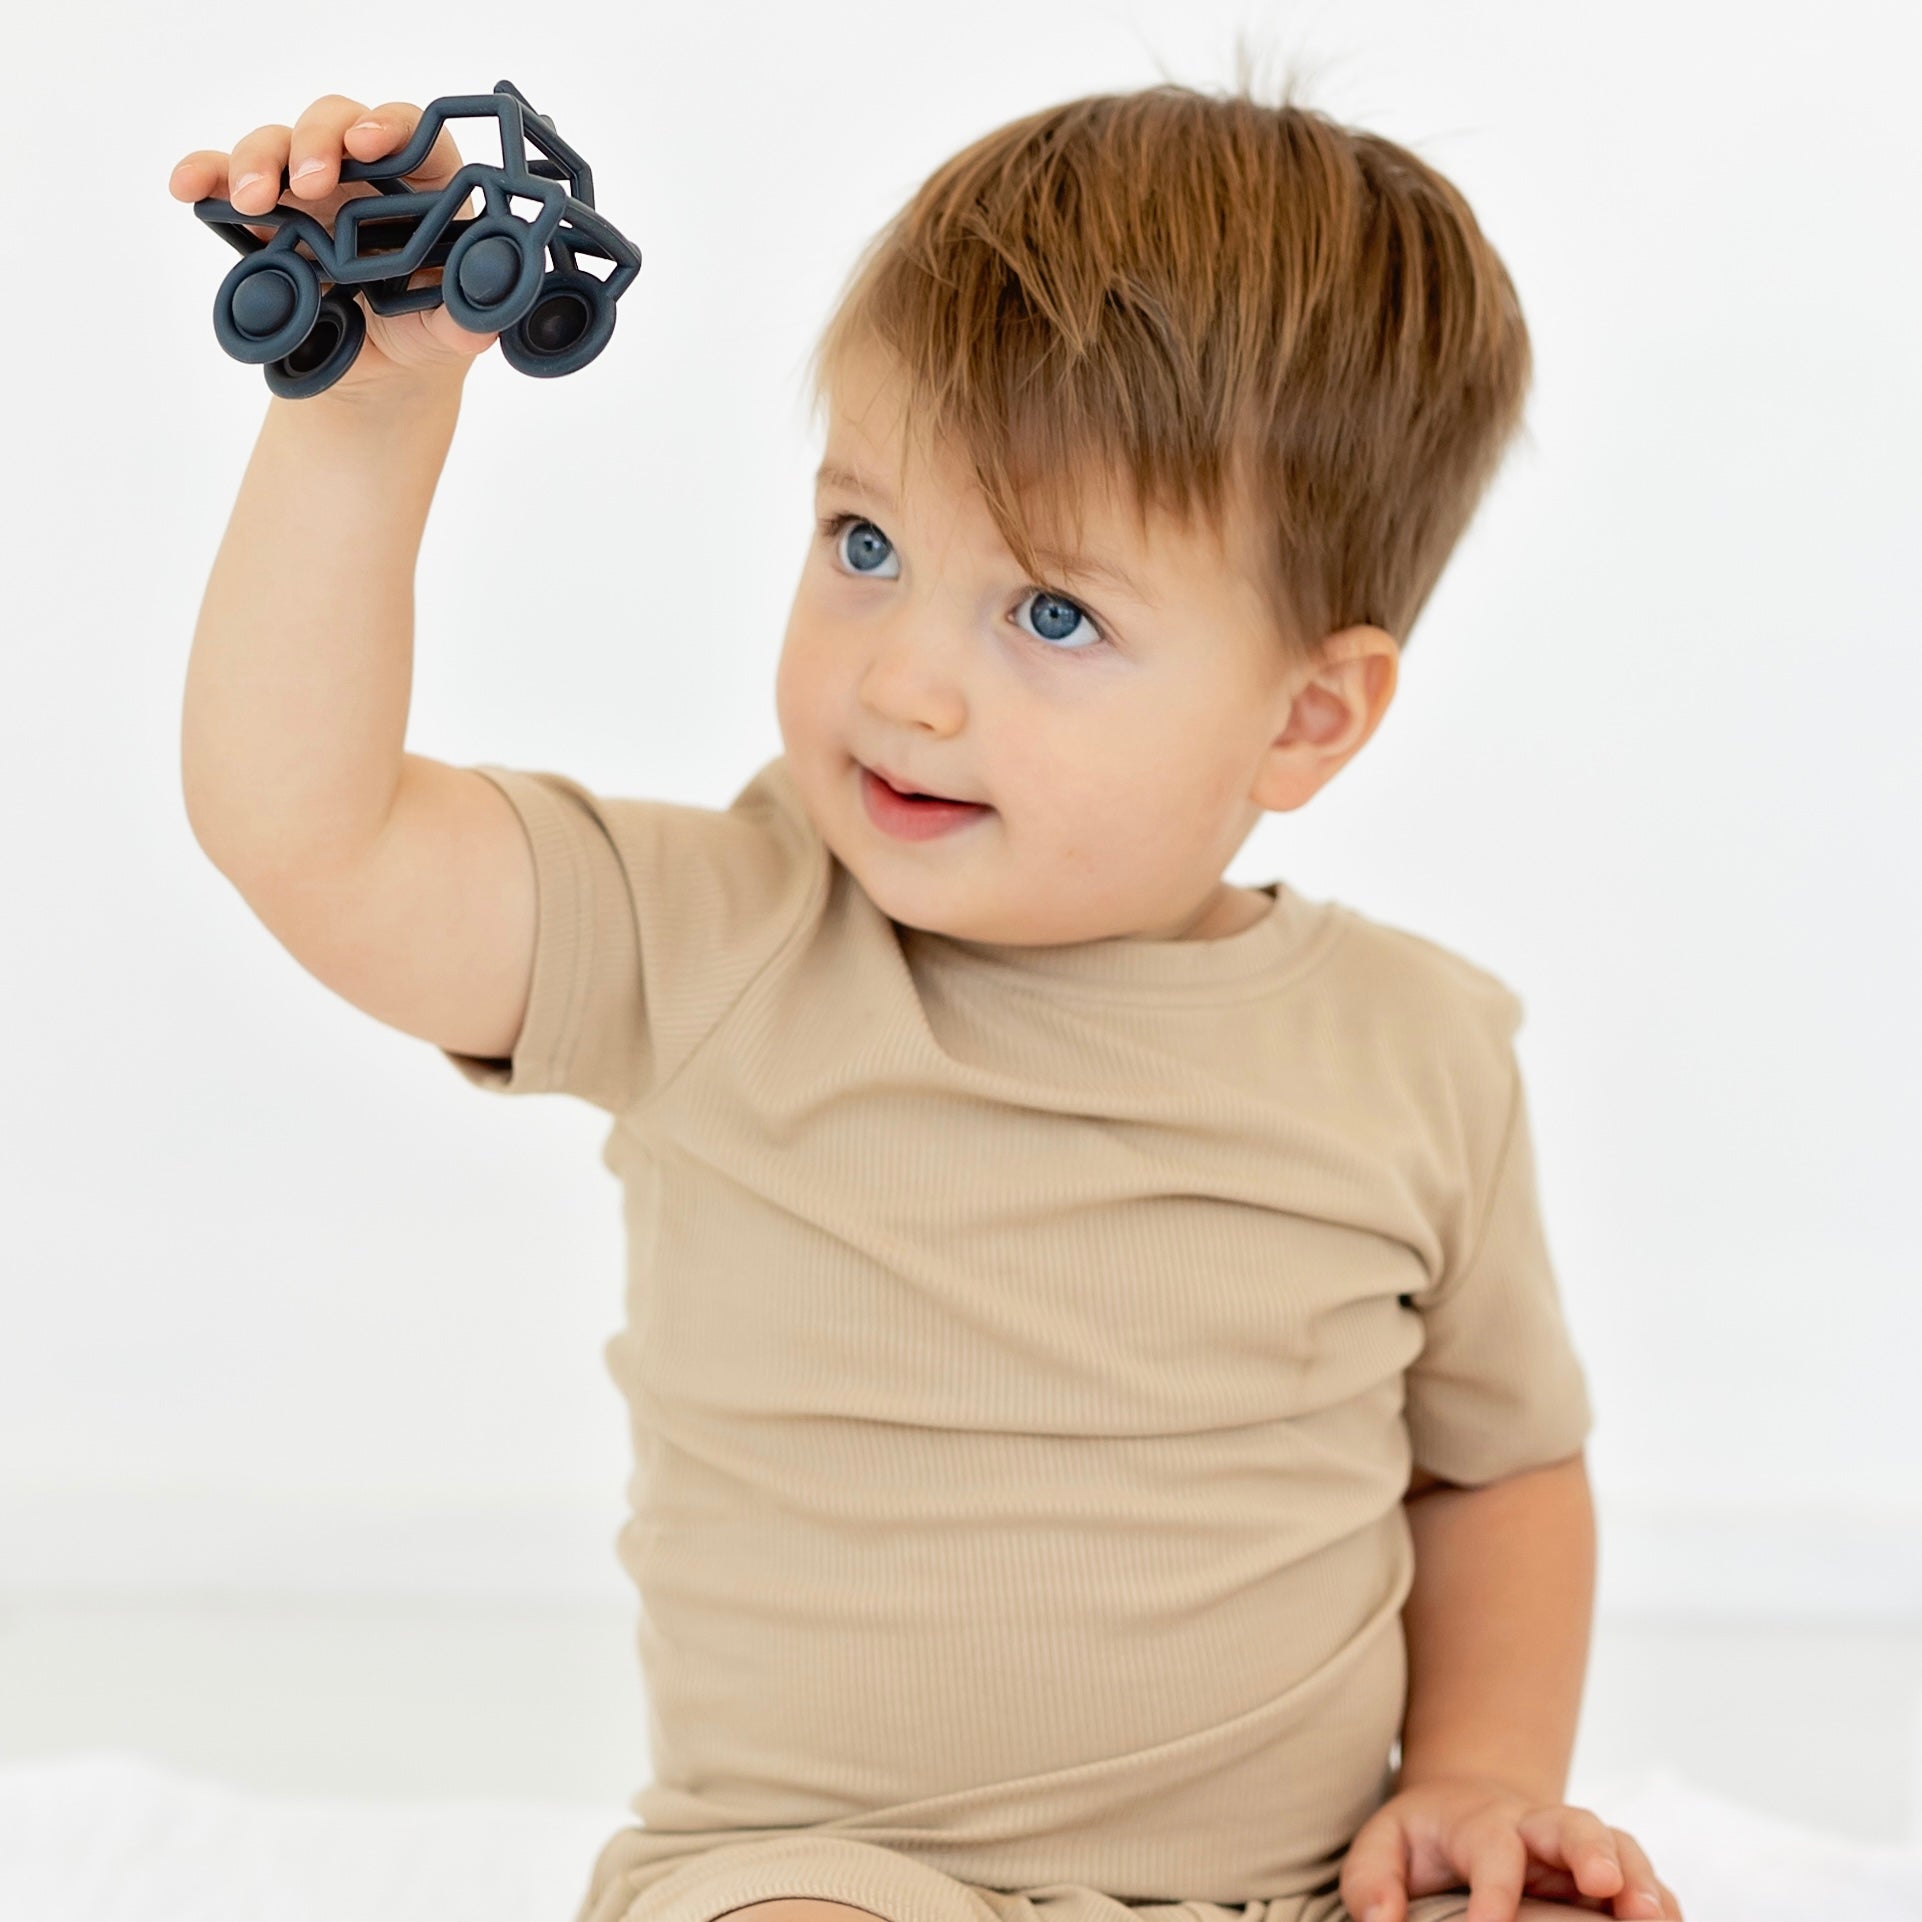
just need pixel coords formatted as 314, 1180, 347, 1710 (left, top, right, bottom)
441, 216, 545, 333
264, 290, 368, 400
214, 252, 322, 365
499, 269, 617, 378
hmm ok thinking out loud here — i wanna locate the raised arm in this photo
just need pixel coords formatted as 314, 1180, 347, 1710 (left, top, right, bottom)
175, 94, 538, 1061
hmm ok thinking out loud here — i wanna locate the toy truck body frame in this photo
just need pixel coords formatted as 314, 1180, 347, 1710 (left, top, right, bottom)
193, 78, 640, 393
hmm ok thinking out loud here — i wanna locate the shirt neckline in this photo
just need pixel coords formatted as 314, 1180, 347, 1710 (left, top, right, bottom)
754, 753, 1340, 995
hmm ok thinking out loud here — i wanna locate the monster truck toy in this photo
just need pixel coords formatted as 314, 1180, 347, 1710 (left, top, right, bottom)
192, 78, 642, 398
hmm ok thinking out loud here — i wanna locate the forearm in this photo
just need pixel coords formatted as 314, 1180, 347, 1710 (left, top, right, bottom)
180, 375, 466, 880
1396, 1451, 1596, 1806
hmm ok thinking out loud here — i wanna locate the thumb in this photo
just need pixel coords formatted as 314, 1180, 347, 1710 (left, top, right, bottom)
1340, 1811, 1410, 1922
427, 301, 500, 358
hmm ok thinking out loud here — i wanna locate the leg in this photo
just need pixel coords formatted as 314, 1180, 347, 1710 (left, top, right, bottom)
1360, 1903, 1670, 1922
1515, 1906, 1663, 1920
712, 1904, 896, 1922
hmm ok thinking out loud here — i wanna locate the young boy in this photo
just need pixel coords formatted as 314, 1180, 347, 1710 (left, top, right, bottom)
172, 75, 1683, 1922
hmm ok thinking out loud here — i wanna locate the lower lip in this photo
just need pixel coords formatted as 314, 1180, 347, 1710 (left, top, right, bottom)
859, 766, 991, 840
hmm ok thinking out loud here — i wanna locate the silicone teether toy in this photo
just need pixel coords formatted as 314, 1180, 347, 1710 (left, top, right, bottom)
192, 78, 641, 398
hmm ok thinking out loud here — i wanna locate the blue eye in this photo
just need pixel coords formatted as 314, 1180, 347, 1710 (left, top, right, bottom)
825, 515, 899, 578
1014, 589, 1102, 651
816, 511, 1106, 653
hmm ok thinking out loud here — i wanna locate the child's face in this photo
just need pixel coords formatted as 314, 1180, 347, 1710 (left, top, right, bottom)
775, 335, 1396, 946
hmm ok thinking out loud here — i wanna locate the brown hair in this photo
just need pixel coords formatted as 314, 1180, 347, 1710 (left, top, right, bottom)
803, 62, 1534, 663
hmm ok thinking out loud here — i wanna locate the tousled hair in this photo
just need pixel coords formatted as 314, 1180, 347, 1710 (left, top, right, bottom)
803, 54, 1534, 663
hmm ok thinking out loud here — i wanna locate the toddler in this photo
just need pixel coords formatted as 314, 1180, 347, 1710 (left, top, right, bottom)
172, 70, 1682, 1922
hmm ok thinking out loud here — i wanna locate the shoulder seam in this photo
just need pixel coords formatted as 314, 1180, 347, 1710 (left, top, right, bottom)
619, 795, 833, 1125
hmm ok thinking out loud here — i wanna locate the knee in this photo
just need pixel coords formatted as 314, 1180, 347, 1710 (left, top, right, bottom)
712, 1903, 896, 1922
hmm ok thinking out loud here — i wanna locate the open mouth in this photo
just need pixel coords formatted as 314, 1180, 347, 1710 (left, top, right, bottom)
866, 763, 973, 805
858, 762, 990, 837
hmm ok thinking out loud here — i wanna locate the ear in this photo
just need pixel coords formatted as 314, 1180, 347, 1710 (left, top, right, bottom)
1251, 625, 1400, 813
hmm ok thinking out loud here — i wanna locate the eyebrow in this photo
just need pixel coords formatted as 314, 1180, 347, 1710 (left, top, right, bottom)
814, 459, 1150, 603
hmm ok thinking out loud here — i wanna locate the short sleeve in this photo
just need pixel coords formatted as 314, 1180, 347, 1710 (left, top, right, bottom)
1403, 1051, 1595, 1486
438, 756, 824, 1117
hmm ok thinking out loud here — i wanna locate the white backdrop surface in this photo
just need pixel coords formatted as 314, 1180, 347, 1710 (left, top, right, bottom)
3, 0, 1917, 1615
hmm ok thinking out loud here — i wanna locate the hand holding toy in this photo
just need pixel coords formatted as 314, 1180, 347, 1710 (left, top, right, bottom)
171, 81, 641, 400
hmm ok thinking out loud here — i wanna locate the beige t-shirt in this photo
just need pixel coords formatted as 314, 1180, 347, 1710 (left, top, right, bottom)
441, 752, 1594, 1906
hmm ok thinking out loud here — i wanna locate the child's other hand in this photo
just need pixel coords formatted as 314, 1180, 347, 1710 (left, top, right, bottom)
168, 94, 501, 402
1338, 1777, 1684, 1922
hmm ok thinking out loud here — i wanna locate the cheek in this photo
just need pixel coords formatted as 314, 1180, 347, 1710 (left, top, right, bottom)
1006, 756, 1122, 841
1072, 730, 1227, 862
1146, 697, 1251, 809
775, 614, 833, 720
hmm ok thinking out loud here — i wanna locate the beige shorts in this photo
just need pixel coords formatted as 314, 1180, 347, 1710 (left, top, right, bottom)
573, 1831, 1473, 1922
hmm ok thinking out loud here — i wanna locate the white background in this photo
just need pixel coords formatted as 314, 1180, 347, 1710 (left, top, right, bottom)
3, 0, 1917, 1628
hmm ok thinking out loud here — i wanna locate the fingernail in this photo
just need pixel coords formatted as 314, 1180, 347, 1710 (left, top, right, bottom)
349, 119, 381, 136
232, 171, 266, 203
292, 157, 323, 181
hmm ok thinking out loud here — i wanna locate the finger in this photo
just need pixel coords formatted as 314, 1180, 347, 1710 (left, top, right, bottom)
1509, 1868, 1585, 1906
1606, 1831, 1672, 1919
168, 148, 277, 242
1337, 1810, 1410, 1922
423, 302, 500, 357
1461, 1826, 1529, 1922
1515, 1806, 1624, 1903
226, 122, 292, 216
168, 149, 231, 202
286, 93, 369, 201
344, 100, 467, 186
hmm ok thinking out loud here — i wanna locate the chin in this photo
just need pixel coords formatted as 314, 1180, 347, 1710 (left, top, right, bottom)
856, 867, 940, 924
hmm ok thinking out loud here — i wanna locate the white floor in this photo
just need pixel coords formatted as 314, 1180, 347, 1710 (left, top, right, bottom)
2, 1597, 1919, 1846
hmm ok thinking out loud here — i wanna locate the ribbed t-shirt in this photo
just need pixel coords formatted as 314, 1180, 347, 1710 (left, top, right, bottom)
440, 751, 1594, 1906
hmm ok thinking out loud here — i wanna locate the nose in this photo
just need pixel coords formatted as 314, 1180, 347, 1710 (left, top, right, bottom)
857, 607, 968, 736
